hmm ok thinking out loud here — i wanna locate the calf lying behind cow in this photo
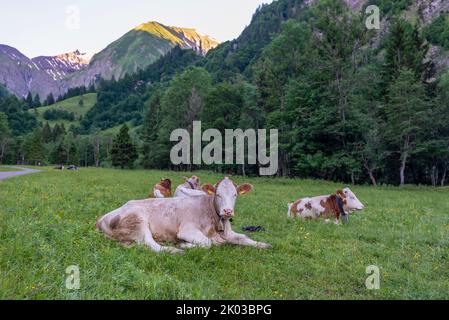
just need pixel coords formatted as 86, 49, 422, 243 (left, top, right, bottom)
151, 178, 172, 198
174, 175, 206, 198
150, 175, 205, 199
288, 188, 365, 225
96, 177, 271, 254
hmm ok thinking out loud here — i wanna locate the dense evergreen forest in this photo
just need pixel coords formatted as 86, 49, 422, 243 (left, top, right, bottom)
1, 0, 449, 186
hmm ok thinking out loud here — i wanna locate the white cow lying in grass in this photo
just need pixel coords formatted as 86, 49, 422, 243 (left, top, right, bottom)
288, 188, 365, 224
96, 177, 271, 253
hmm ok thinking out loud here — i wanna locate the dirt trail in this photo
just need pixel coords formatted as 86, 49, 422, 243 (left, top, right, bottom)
0, 167, 42, 181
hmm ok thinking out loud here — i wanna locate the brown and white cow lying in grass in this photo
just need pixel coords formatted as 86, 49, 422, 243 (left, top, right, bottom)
150, 178, 172, 198
96, 177, 271, 254
174, 175, 206, 198
287, 188, 365, 225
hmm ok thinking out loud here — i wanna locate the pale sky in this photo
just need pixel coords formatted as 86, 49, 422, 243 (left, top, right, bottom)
0, 0, 273, 58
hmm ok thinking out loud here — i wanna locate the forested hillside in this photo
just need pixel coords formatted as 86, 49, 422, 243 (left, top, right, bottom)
202, 0, 306, 79
78, 47, 201, 132
1, 0, 449, 186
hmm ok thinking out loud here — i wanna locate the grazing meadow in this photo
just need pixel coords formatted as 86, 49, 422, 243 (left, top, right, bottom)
31, 93, 97, 127
0, 167, 448, 299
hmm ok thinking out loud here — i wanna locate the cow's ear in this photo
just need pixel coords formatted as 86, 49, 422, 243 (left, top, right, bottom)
237, 183, 253, 196
202, 184, 216, 195
336, 189, 345, 198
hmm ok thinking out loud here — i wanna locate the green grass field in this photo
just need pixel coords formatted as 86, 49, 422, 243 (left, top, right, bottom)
31, 93, 97, 127
0, 168, 448, 299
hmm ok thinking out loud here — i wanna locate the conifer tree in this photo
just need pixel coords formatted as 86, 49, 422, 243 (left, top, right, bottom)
45, 93, 55, 106
42, 122, 52, 143
141, 88, 163, 169
385, 69, 429, 186
111, 125, 138, 169
25, 92, 33, 109
0, 112, 11, 164
33, 94, 42, 108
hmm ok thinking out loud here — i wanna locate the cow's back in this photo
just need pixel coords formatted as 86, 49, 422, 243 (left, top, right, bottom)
97, 195, 215, 244
289, 195, 330, 219
144, 196, 215, 238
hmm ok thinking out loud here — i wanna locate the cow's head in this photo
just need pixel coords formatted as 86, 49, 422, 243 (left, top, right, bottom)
185, 175, 201, 190
160, 178, 172, 190
202, 177, 253, 219
337, 188, 364, 213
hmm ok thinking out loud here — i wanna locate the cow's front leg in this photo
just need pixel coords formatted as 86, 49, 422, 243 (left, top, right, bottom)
224, 231, 271, 249
178, 242, 197, 249
177, 227, 212, 248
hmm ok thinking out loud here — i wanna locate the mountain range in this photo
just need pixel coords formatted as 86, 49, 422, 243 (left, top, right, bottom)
0, 21, 219, 99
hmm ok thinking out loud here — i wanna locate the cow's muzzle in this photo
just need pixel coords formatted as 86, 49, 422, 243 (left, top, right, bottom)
222, 209, 234, 219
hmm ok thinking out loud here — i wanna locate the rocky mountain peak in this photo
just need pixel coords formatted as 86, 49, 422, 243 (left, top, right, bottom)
31, 50, 92, 82
171, 27, 220, 56
135, 21, 220, 55
54, 50, 92, 66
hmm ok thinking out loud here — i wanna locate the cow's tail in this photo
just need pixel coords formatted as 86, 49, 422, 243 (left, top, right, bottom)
287, 203, 294, 218
96, 215, 121, 238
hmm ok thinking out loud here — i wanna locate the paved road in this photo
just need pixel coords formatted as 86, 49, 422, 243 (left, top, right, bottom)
0, 167, 42, 181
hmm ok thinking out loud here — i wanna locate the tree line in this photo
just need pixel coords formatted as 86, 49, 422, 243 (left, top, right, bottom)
22, 84, 96, 110
0, 115, 138, 169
